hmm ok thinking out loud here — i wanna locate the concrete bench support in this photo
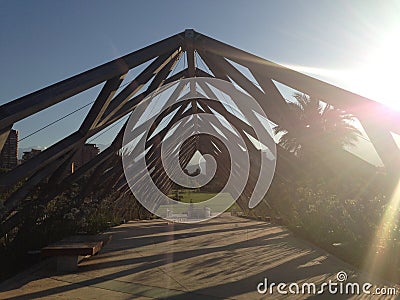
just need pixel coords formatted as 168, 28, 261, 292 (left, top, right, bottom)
56, 255, 84, 272
41, 235, 111, 272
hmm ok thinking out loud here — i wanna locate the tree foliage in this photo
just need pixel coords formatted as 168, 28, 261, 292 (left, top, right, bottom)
274, 93, 360, 159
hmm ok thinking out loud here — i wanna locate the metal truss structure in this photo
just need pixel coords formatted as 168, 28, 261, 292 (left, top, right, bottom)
1, 29, 399, 236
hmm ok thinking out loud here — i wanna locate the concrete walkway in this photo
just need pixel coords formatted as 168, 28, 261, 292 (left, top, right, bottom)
0, 214, 397, 299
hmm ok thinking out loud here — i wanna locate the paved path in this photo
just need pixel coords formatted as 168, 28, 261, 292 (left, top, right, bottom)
0, 214, 397, 299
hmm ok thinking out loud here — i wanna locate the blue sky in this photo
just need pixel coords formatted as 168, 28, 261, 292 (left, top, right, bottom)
1, 0, 400, 155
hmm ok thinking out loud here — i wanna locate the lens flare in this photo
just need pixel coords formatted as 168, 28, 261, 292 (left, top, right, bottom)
363, 178, 400, 278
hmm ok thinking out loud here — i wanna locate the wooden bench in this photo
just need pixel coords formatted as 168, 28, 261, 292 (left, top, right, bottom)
42, 234, 111, 272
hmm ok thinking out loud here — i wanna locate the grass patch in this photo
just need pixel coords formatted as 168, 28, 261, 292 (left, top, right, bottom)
157, 190, 240, 216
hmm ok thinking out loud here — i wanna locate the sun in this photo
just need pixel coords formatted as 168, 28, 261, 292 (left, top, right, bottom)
351, 27, 400, 111
283, 27, 400, 112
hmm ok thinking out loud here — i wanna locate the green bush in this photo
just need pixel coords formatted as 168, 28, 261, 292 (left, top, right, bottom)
264, 174, 400, 281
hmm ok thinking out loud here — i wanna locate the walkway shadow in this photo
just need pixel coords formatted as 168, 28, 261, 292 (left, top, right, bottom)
0, 216, 371, 299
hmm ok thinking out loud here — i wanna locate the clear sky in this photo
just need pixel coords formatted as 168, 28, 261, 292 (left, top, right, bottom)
1, 0, 400, 155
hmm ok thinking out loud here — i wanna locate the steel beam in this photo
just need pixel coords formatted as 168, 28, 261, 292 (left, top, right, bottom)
47, 149, 77, 185
98, 49, 181, 126
79, 74, 127, 134
0, 33, 184, 130
0, 132, 84, 189
199, 51, 284, 128
2, 151, 73, 215
250, 70, 292, 128
197, 51, 230, 81
196, 31, 400, 133
0, 52, 180, 190
147, 52, 182, 93
0, 126, 11, 153
97, 57, 185, 129
359, 119, 400, 173
1, 124, 126, 230
3, 29, 399, 230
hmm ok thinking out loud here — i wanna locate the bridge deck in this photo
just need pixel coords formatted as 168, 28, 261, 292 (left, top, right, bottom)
0, 214, 396, 299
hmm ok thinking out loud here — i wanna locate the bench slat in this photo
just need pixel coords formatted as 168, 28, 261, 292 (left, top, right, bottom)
42, 241, 103, 257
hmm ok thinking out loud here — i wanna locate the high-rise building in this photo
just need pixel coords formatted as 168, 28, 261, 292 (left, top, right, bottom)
21, 149, 42, 163
0, 129, 18, 170
71, 143, 100, 172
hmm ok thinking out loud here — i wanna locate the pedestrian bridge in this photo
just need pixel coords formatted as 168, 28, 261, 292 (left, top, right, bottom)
1, 30, 400, 298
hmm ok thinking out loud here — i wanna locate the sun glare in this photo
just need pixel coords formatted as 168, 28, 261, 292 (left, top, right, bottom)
285, 27, 400, 111
351, 27, 400, 111
364, 178, 400, 279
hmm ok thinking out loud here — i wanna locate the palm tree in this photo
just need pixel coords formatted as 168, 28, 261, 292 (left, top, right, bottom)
274, 93, 360, 159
